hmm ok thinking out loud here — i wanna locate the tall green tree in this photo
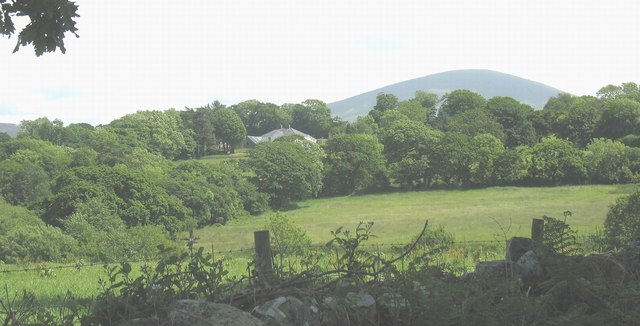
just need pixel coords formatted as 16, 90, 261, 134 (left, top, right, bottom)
181, 106, 216, 158
414, 90, 439, 123
438, 89, 486, 118
446, 108, 506, 141
381, 120, 441, 189
323, 134, 386, 195
431, 132, 474, 186
528, 136, 586, 185
369, 93, 399, 124
43, 165, 190, 233
109, 110, 194, 160
484, 96, 537, 147
61, 123, 95, 148
0, 137, 72, 179
288, 99, 333, 139
492, 147, 529, 185
536, 93, 576, 137
553, 96, 601, 147
585, 138, 635, 184
397, 99, 429, 124
468, 133, 505, 186
0, 155, 51, 207
18, 117, 64, 145
593, 98, 640, 140
211, 107, 247, 153
347, 115, 379, 135
232, 100, 291, 135
597, 82, 640, 102
248, 141, 323, 208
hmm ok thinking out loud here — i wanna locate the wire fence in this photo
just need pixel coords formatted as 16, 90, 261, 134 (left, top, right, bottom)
0, 239, 507, 275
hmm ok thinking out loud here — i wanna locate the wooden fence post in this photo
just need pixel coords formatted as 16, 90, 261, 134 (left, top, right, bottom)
531, 218, 544, 246
254, 230, 273, 285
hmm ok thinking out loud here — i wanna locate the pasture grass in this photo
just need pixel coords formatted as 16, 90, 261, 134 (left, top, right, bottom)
194, 184, 637, 252
1, 254, 253, 305
197, 148, 248, 165
2, 184, 635, 305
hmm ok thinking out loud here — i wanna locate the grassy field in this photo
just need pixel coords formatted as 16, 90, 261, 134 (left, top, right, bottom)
193, 184, 637, 252
2, 184, 635, 304
197, 149, 248, 165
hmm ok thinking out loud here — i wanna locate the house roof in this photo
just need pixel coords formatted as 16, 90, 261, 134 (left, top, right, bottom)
247, 127, 317, 144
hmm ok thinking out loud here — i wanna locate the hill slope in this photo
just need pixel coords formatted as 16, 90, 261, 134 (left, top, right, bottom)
328, 69, 565, 121
0, 123, 19, 137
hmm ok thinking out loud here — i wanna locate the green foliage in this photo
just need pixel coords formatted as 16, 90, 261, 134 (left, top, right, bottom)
87, 246, 231, 325
407, 224, 456, 269
381, 120, 441, 189
468, 133, 505, 186
597, 82, 640, 102
0, 137, 72, 178
326, 221, 378, 278
267, 213, 313, 272
63, 210, 175, 262
373, 93, 399, 112
181, 105, 217, 158
232, 99, 292, 136
492, 147, 529, 185
528, 136, 586, 185
0, 132, 10, 143
248, 141, 324, 208
585, 138, 635, 184
446, 108, 506, 142
170, 160, 267, 220
108, 110, 195, 160
323, 133, 387, 195
431, 132, 474, 186
60, 123, 95, 148
0, 287, 82, 326
542, 211, 580, 255
397, 99, 428, 124
0, 214, 78, 263
0, 157, 51, 207
18, 117, 64, 144
43, 165, 191, 233
211, 107, 247, 153
604, 188, 640, 248
553, 96, 601, 147
0, 0, 79, 56
593, 98, 640, 140
0, 198, 77, 263
484, 96, 537, 147
288, 99, 333, 139
438, 89, 486, 118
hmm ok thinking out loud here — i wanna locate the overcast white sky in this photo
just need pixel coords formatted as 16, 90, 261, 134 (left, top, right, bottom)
1, 0, 639, 125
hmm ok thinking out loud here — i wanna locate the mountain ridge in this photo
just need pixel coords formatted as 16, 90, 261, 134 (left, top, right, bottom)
0, 123, 19, 137
328, 69, 565, 121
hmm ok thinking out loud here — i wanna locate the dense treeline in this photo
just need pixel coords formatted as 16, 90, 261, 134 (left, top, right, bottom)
1, 82, 640, 263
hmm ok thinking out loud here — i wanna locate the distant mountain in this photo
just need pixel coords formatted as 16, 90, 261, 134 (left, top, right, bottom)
0, 123, 19, 137
328, 69, 565, 121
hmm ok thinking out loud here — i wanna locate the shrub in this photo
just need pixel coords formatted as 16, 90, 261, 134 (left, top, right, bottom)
604, 188, 640, 248
63, 212, 175, 262
1, 224, 78, 263
267, 213, 312, 266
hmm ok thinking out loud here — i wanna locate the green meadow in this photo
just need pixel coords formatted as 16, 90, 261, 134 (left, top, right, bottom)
2, 184, 635, 302
194, 184, 637, 251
